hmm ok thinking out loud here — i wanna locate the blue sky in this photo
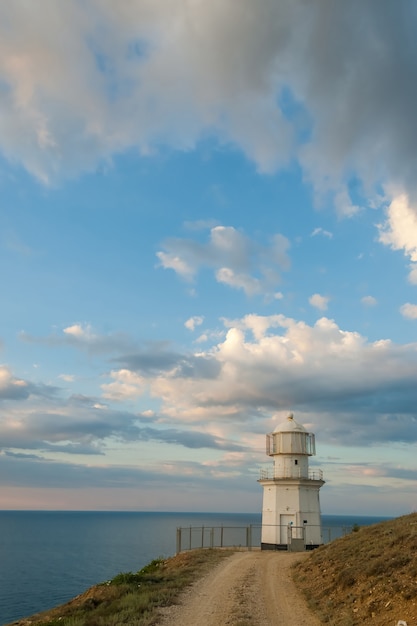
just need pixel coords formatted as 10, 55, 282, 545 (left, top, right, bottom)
1, 1, 417, 515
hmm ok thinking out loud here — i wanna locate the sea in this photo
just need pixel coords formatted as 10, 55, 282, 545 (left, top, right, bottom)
0, 511, 391, 625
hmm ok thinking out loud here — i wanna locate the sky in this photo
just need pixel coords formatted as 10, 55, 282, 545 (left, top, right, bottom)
0, 0, 417, 516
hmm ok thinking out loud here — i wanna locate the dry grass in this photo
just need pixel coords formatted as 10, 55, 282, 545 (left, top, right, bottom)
293, 512, 417, 625
7, 550, 234, 626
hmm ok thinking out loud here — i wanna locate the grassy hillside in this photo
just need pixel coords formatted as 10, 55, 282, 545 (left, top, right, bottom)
7, 549, 233, 626
8, 514, 417, 626
293, 512, 417, 625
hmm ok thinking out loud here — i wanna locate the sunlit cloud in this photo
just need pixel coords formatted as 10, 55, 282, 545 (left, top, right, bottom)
58, 374, 75, 382
309, 293, 330, 311
101, 369, 145, 401
361, 295, 377, 307
400, 303, 417, 319
184, 316, 204, 331
379, 193, 417, 284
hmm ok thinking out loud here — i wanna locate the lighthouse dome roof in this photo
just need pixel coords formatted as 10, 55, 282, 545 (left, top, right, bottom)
273, 413, 307, 433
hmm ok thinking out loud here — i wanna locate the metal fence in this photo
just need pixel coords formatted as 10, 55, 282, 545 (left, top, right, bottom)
176, 523, 352, 554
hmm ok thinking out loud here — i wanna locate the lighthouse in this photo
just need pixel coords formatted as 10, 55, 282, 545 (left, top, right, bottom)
258, 413, 324, 551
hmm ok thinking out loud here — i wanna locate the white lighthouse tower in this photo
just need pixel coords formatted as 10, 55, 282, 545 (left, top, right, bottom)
258, 413, 324, 550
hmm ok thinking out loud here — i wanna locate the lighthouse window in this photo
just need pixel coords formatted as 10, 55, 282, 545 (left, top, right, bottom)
294, 460, 298, 465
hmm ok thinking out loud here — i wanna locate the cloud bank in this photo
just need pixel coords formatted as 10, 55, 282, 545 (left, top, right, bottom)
1, 0, 417, 213
4, 314, 417, 462
105, 315, 417, 446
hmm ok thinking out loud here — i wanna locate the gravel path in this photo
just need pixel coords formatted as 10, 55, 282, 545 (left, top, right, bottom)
158, 550, 322, 626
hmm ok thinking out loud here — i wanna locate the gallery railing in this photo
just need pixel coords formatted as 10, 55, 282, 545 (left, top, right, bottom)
258, 468, 324, 481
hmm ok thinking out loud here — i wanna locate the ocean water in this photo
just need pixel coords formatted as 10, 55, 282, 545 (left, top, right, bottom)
0, 511, 391, 625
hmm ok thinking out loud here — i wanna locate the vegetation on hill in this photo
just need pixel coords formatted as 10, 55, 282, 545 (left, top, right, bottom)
8, 550, 233, 626
293, 512, 417, 625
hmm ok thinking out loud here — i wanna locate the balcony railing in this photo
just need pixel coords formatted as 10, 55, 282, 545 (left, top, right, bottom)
259, 467, 323, 481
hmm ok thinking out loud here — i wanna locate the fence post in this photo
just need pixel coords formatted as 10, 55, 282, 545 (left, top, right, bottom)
201, 525, 204, 548
176, 527, 181, 554
221, 525, 224, 548
210, 527, 214, 548
248, 525, 252, 551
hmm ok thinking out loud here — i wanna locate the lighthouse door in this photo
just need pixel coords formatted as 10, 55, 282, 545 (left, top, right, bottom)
280, 514, 295, 544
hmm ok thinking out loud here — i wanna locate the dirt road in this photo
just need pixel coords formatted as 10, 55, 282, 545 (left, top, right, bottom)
158, 550, 321, 626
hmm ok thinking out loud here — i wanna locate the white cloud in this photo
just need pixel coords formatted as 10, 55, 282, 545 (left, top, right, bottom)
408, 264, 417, 285
156, 251, 196, 281
101, 369, 145, 401
361, 295, 377, 307
0, 365, 28, 396
311, 228, 333, 239
0, 2, 416, 209
223, 313, 287, 341
58, 374, 75, 382
157, 225, 290, 296
185, 316, 204, 331
378, 194, 417, 272
210, 226, 252, 269
400, 303, 417, 319
333, 188, 360, 217
115, 313, 417, 447
63, 323, 94, 340
309, 293, 330, 311
216, 268, 262, 296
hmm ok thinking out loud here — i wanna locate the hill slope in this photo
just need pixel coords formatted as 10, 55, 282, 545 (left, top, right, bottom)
293, 512, 417, 625
8, 514, 417, 626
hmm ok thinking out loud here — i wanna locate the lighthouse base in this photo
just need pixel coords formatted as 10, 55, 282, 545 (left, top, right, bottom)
261, 542, 321, 551
261, 542, 288, 551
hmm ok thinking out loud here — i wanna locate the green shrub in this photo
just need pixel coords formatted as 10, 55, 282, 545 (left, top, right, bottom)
138, 557, 164, 575
110, 572, 142, 585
